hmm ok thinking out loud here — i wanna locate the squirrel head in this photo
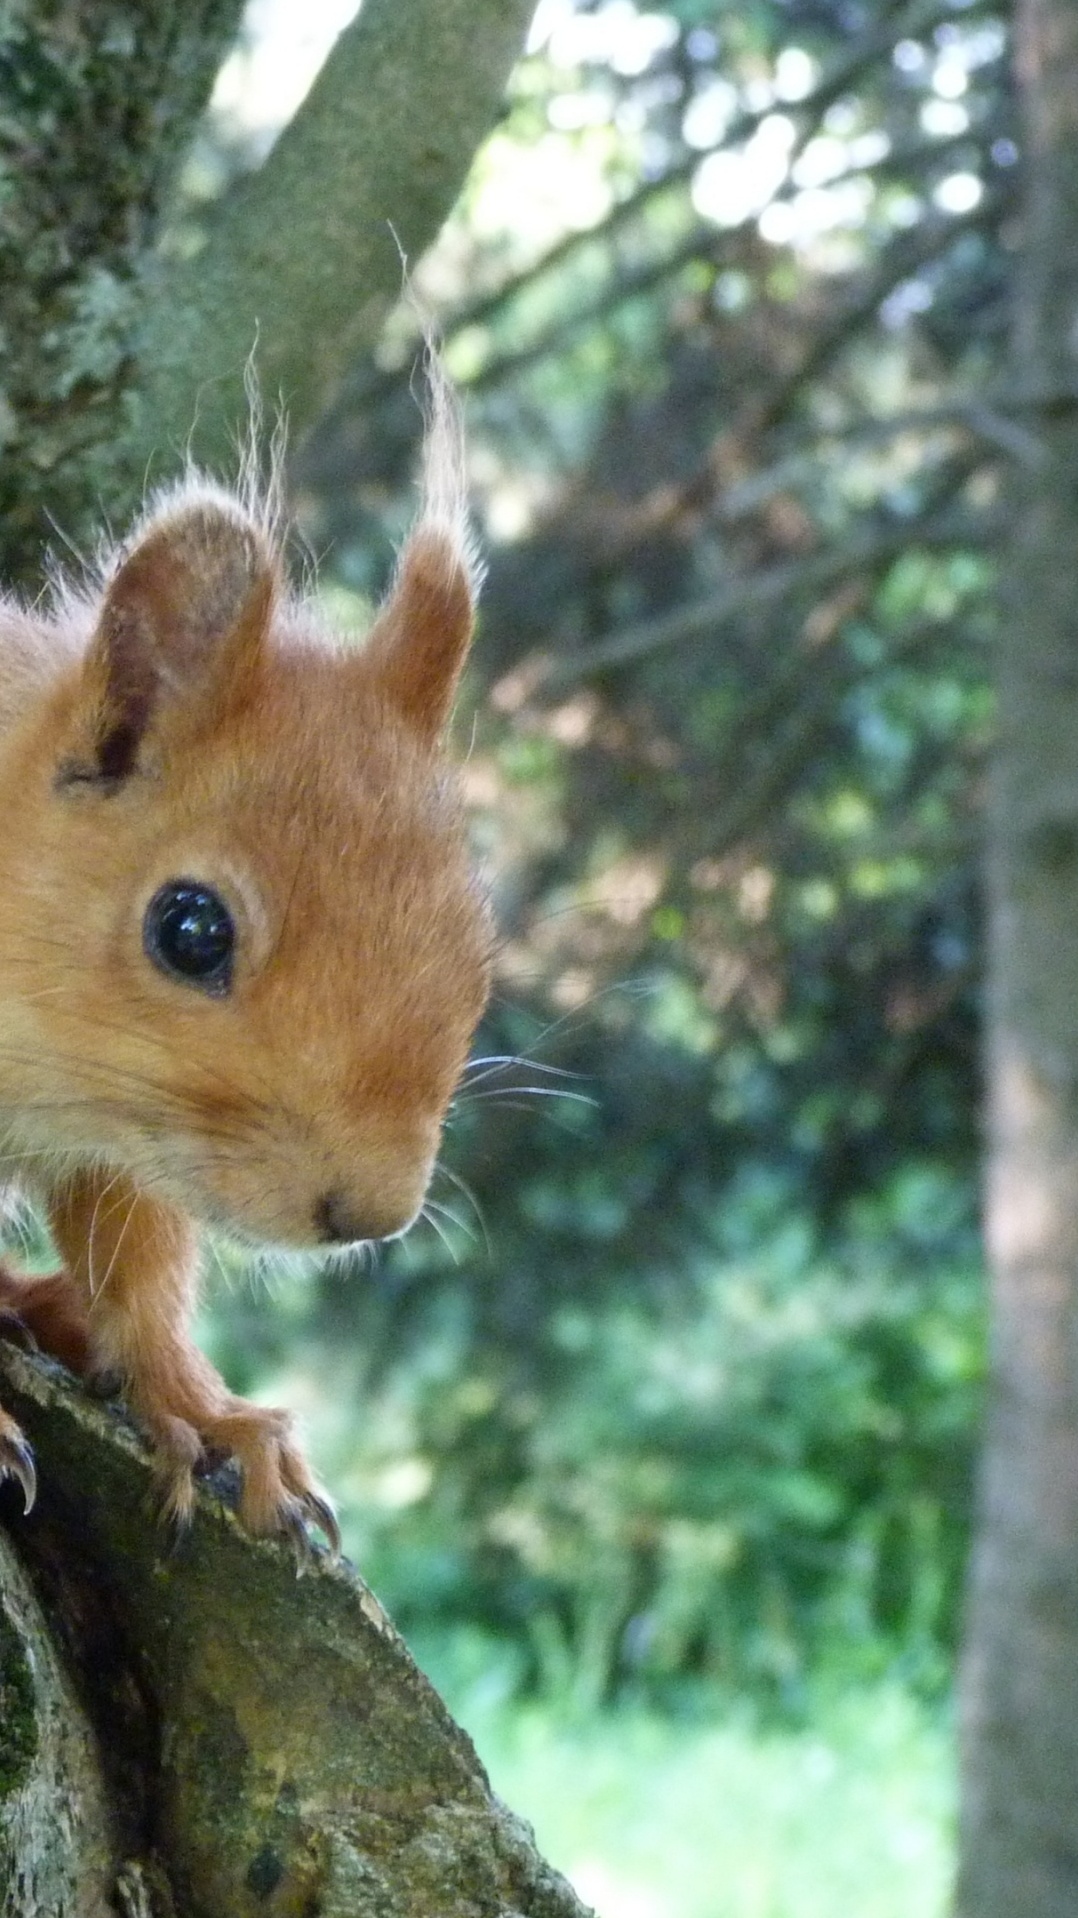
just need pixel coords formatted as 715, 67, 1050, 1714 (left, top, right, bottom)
0, 382, 493, 1250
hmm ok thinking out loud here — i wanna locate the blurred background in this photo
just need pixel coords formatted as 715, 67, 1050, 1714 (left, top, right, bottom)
189, 0, 1008, 1909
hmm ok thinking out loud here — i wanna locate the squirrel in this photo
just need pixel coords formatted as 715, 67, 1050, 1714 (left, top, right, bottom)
0, 362, 493, 1549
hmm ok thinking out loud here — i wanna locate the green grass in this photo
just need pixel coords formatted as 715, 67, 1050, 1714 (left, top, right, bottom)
416, 1641, 954, 1918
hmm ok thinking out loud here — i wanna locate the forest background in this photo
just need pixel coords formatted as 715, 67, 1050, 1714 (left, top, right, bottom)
164, 0, 1009, 1909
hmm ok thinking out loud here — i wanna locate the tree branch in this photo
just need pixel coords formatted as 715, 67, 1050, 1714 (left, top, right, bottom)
0, 1342, 590, 1918
412, 0, 1001, 350
529, 505, 998, 690
455, 127, 983, 399
135, 0, 538, 473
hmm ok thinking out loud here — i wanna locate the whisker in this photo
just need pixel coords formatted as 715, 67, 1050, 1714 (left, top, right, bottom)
458, 1084, 597, 1107
92, 1188, 140, 1306
420, 1204, 461, 1267
462, 1053, 586, 1084
431, 1160, 490, 1256
422, 1195, 476, 1244
85, 1170, 124, 1299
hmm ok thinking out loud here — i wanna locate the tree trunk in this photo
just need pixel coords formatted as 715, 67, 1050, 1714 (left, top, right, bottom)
956, 3, 1078, 1913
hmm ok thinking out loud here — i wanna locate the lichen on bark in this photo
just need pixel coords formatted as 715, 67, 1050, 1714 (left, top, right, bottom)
0, 0, 249, 583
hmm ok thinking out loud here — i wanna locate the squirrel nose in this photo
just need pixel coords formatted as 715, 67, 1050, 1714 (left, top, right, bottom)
314, 1189, 416, 1246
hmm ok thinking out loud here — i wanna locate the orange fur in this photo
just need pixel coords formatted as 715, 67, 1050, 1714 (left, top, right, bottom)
0, 375, 492, 1543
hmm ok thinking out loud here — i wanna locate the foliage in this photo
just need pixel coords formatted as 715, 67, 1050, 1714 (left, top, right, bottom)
208, 1180, 982, 1702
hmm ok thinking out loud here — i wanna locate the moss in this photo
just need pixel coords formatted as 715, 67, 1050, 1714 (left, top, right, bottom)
0, 1601, 37, 1799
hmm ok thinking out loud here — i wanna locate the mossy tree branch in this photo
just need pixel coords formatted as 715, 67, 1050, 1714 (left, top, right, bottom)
0, 0, 536, 577
0, 1345, 590, 1917
135, 0, 538, 475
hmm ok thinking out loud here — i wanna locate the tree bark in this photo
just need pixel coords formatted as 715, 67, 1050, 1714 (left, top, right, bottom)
0, 0, 249, 583
136, 0, 537, 476
0, 1525, 115, 1916
0, 1346, 589, 1917
956, 3, 1078, 1913
0, 0, 535, 580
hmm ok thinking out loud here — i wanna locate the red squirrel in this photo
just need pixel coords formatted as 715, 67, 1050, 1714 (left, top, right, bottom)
0, 364, 492, 1547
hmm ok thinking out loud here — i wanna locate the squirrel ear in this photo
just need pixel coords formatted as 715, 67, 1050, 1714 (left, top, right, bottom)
62, 496, 277, 785
363, 526, 475, 745
363, 351, 479, 744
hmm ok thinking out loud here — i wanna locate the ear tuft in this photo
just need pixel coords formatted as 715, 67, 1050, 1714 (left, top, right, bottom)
66, 492, 278, 784
363, 353, 479, 742
366, 525, 475, 743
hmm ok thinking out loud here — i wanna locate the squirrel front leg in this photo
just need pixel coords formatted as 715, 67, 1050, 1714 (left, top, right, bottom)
45, 1168, 337, 1546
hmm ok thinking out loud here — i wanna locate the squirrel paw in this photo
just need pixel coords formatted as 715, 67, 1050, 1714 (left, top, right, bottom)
0, 1410, 36, 1514
146, 1399, 340, 1557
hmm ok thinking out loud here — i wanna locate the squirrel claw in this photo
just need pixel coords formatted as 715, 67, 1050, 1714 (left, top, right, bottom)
0, 1431, 36, 1514
279, 1490, 341, 1565
281, 1503, 315, 1570
302, 1490, 341, 1559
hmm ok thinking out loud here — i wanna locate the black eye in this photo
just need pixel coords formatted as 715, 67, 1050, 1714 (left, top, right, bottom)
144, 881, 235, 996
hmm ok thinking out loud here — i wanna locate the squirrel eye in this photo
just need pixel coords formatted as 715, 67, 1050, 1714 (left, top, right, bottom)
143, 881, 235, 995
